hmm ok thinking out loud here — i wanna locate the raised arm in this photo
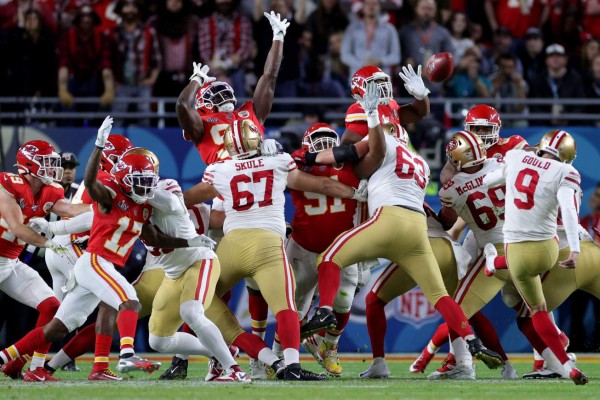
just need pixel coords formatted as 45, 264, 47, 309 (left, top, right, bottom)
84, 116, 117, 211
252, 12, 289, 124
398, 64, 430, 124
176, 63, 216, 144
352, 82, 386, 179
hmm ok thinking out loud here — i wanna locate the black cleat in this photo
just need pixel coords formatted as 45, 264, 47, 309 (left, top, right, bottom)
467, 337, 504, 369
61, 360, 81, 372
301, 308, 337, 339
283, 363, 327, 381
522, 369, 562, 380
272, 360, 286, 380
159, 356, 188, 380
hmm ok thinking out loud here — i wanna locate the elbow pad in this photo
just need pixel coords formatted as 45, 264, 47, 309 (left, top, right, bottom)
332, 144, 360, 164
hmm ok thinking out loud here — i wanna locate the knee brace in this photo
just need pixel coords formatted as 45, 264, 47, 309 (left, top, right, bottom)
180, 300, 206, 326
501, 286, 522, 309
149, 334, 175, 353
334, 266, 359, 313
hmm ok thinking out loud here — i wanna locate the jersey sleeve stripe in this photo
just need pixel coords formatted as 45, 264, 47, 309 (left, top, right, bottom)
345, 114, 367, 122
564, 177, 580, 185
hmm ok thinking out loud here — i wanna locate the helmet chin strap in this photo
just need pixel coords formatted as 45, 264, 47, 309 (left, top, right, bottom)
218, 103, 235, 112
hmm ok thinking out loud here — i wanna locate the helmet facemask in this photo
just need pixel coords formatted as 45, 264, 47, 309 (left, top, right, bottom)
125, 172, 159, 204
366, 73, 392, 105
35, 153, 64, 184
198, 82, 237, 113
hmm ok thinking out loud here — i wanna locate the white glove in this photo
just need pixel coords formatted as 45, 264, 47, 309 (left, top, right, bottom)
95, 116, 113, 148
45, 239, 76, 264
260, 139, 282, 157
190, 62, 216, 86
399, 64, 430, 100
187, 234, 217, 250
29, 218, 50, 235
264, 11, 290, 42
354, 82, 380, 128
351, 179, 368, 202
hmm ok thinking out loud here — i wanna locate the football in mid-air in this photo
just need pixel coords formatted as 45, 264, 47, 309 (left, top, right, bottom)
425, 52, 455, 83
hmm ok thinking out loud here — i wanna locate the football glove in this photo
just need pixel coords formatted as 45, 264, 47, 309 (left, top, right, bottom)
45, 239, 76, 264
95, 116, 113, 148
187, 234, 217, 250
399, 64, 430, 100
29, 218, 50, 236
264, 11, 290, 42
190, 62, 216, 86
351, 179, 368, 202
260, 139, 282, 157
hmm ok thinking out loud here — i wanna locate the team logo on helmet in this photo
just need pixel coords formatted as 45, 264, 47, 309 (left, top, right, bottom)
20, 144, 39, 159
446, 139, 459, 152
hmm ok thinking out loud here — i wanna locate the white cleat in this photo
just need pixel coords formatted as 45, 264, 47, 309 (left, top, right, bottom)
359, 358, 390, 379
116, 355, 161, 373
522, 368, 562, 379
568, 353, 577, 364
429, 363, 475, 380
301, 335, 324, 366
501, 362, 519, 379
249, 358, 268, 380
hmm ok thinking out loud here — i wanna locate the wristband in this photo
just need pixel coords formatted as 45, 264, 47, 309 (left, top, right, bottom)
366, 110, 379, 128
273, 33, 284, 42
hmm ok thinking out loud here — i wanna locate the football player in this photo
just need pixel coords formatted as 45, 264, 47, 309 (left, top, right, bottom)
341, 64, 430, 144
301, 84, 504, 375
0, 140, 90, 381
481, 129, 588, 385
0, 117, 214, 381
182, 99, 377, 379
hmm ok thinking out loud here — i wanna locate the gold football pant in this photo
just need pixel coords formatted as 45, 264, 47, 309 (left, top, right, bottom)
149, 259, 219, 337
321, 206, 448, 305
371, 237, 458, 303
132, 268, 165, 319
506, 239, 559, 310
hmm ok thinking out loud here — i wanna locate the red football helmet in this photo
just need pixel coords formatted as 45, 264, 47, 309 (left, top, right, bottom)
15, 140, 63, 185
464, 105, 501, 149
196, 81, 237, 113
351, 66, 393, 105
111, 152, 159, 204
100, 134, 134, 172
302, 123, 339, 153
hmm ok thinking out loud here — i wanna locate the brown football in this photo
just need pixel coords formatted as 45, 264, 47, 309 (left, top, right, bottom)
425, 52, 455, 83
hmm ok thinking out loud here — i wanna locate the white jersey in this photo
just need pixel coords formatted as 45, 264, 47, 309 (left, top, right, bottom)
203, 153, 297, 238
500, 150, 581, 243
144, 179, 216, 279
439, 158, 506, 249
367, 134, 430, 215
557, 223, 594, 250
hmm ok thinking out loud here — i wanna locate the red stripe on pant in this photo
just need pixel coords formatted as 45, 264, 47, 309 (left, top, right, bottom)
194, 259, 213, 304
281, 242, 296, 311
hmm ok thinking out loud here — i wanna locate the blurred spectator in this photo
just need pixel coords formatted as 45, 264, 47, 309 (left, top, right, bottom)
445, 46, 492, 107
545, 1, 580, 47
322, 31, 349, 92
253, 0, 309, 24
528, 43, 585, 126
304, 0, 348, 57
484, 0, 549, 39
579, 35, 600, 80
0, 0, 57, 34
445, 11, 473, 64
582, 0, 600, 40
399, 0, 454, 92
254, 0, 302, 101
5, 9, 57, 97
110, 0, 162, 126
340, 0, 400, 80
198, 0, 252, 97
585, 54, 600, 127
489, 53, 527, 127
581, 182, 600, 244
57, 5, 114, 113
149, 0, 198, 97
481, 27, 520, 77
518, 27, 545, 85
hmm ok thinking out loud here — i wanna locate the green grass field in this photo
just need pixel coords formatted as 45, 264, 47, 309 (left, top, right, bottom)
1, 354, 598, 400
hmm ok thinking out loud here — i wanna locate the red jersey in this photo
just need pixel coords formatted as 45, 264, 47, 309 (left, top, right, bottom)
580, 212, 600, 246
487, 135, 528, 158
487, 0, 547, 38
0, 172, 64, 259
195, 101, 264, 165
86, 175, 152, 267
345, 99, 400, 139
289, 150, 360, 253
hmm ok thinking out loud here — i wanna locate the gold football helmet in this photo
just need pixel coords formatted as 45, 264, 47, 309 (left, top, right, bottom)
537, 129, 576, 164
122, 147, 160, 174
224, 119, 262, 159
446, 130, 487, 171
383, 122, 409, 145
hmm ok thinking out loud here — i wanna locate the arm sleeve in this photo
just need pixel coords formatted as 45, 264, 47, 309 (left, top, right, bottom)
49, 211, 94, 235
557, 185, 581, 253
482, 166, 506, 188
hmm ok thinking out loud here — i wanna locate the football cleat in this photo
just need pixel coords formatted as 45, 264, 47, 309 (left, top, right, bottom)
88, 368, 125, 381
249, 358, 268, 380
429, 363, 476, 380
269, 360, 286, 380
1, 356, 27, 379
205, 345, 240, 381
467, 337, 503, 369
501, 362, 519, 379
522, 368, 561, 379
427, 353, 456, 380
301, 334, 324, 366
116, 355, 161, 373
213, 365, 251, 383
300, 308, 337, 339
532, 359, 544, 372
410, 349, 435, 373
23, 367, 60, 382
61, 360, 81, 372
318, 341, 342, 377
570, 368, 589, 385
359, 359, 390, 379
159, 356, 188, 380
283, 363, 327, 381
